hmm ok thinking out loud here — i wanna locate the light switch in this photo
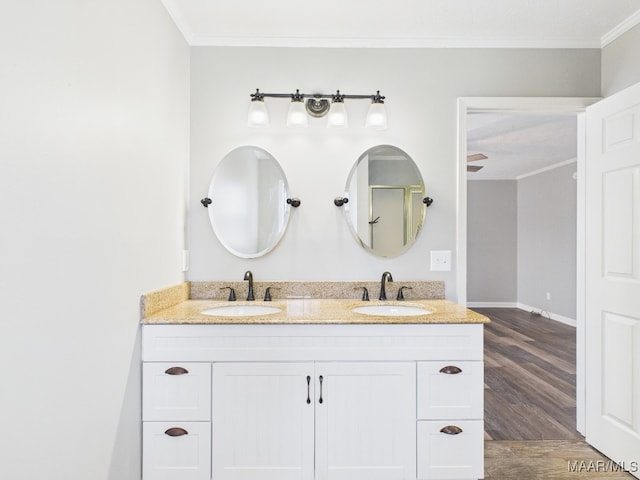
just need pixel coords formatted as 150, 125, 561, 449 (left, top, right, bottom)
430, 250, 451, 271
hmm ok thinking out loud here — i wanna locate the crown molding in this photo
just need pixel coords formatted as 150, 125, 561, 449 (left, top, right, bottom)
601, 8, 640, 47
189, 34, 601, 49
161, 0, 196, 44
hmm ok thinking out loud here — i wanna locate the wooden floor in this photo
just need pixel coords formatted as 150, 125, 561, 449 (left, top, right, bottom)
478, 307, 580, 441
475, 308, 635, 479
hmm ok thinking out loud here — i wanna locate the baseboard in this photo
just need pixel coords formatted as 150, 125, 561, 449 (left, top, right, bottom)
466, 302, 519, 308
467, 302, 577, 327
516, 303, 577, 327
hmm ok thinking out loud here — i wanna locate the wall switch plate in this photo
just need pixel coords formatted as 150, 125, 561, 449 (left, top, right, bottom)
430, 250, 452, 271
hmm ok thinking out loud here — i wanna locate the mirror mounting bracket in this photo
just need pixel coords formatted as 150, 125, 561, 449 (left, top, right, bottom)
423, 197, 434, 207
201, 197, 212, 208
287, 197, 301, 208
334, 196, 349, 207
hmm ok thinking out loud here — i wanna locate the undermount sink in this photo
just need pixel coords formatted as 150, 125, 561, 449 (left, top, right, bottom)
352, 304, 432, 317
201, 305, 282, 317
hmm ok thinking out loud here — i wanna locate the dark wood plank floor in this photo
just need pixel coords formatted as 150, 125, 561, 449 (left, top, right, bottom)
475, 307, 581, 441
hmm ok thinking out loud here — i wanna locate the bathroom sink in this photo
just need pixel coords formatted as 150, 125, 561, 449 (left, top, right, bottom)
352, 304, 432, 316
201, 305, 282, 317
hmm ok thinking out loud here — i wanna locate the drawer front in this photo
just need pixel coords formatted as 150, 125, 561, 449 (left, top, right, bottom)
417, 361, 483, 420
143, 421, 211, 480
143, 362, 211, 421
417, 420, 484, 479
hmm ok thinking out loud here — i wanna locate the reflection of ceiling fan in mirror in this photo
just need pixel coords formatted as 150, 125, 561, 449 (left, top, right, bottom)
467, 153, 487, 172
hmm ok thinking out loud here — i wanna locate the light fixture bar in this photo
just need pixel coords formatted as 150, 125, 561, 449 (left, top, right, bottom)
251, 89, 385, 101
249, 89, 386, 129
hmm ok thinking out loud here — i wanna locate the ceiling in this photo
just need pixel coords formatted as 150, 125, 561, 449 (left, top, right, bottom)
466, 113, 577, 180
161, 0, 640, 48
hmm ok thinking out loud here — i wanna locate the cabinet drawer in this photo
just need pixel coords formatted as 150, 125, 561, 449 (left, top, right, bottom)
417, 420, 484, 479
417, 361, 483, 420
143, 421, 211, 480
143, 363, 211, 421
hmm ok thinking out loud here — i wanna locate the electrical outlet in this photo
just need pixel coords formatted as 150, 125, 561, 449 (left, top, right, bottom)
430, 250, 452, 271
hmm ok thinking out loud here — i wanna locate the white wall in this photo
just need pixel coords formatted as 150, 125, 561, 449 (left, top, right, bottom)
189, 47, 600, 299
0, 2, 189, 479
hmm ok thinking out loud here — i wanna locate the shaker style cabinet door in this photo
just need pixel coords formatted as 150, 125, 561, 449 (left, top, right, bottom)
314, 362, 417, 480
212, 362, 315, 480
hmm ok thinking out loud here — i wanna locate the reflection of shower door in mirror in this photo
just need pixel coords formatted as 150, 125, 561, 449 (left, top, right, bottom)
370, 187, 405, 254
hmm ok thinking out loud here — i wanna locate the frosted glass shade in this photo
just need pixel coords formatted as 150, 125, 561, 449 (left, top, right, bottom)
365, 102, 387, 130
248, 100, 269, 127
327, 101, 348, 128
286, 101, 308, 127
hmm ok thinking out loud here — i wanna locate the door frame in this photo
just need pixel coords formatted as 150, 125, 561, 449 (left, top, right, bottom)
456, 96, 600, 434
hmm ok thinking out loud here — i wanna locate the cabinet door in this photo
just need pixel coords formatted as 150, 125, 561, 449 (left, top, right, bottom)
212, 362, 315, 480
315, 362, 416, 480
417, 361, 483, 420
143, 362, 211, 421
143, 421, 211, 480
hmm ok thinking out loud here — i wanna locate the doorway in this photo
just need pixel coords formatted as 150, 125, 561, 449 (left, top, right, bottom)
456, 97, 599, 435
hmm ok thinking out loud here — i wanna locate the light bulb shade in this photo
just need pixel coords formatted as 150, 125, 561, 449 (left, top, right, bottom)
286, 101, 308, 127
248, 100, 269, 127
327, 101, 348, 128
365, 102, 387, 130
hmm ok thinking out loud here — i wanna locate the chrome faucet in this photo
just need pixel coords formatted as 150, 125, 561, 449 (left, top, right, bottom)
379, 271, 393, 300
243, 270, 255, 301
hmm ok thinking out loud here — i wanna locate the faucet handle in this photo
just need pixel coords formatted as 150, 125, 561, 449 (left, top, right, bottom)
356, 286, 370, 301
396, 286, 413, 301
220, 286, 236, 301
263, 286, 280, 301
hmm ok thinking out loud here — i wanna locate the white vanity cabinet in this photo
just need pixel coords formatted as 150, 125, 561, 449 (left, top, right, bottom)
141, 322, 484, 480
212, 362, 415, 480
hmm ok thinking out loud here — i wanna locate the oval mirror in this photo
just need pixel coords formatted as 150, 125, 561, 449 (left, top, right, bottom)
343, 145, 426, 257
207, 146, 291, 258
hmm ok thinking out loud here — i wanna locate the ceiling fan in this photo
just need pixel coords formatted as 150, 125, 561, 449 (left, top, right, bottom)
467, 153, 487, 172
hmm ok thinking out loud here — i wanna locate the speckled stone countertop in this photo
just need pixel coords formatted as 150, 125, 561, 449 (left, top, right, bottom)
141, 282, 489, 325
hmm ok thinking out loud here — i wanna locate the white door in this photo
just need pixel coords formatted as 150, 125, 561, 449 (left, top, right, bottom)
314, 362, 416, 480
212, 362, 315, 480
586, 82, 640, 478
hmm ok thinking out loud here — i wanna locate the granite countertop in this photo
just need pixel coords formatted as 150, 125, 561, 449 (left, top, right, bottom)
141, 298, 490, 325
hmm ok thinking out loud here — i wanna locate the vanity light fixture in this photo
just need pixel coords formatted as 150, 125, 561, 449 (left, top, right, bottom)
248, 89, 387, 129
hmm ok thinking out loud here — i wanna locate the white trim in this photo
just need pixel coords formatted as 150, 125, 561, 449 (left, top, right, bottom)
601, 9, 640, 48
516, 158, 577, 180
188, 35, 602, 49
161, 0, 196, 44
467, 302, 518, 308
516, 304, 577, 327
575, 112, 587, 436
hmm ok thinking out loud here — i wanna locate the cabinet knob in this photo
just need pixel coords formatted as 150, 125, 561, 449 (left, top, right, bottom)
164, 427, 189, 437
440, 425, 463, 435
165, 366, 189, 375
439, 365, 462, 374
